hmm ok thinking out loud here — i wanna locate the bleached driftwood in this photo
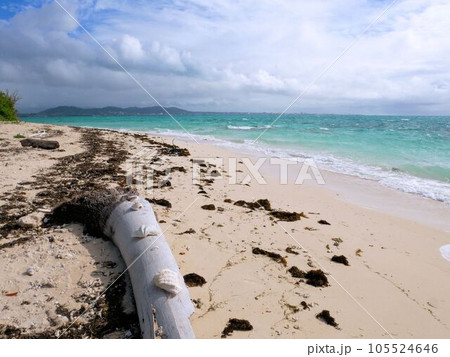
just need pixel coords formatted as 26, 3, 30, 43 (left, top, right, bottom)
104, 196, 195, 339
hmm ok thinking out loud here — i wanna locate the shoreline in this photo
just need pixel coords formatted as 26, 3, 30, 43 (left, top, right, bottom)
1, 122, 449, 339
137, 130, 450, 233
20, 116, 450, 206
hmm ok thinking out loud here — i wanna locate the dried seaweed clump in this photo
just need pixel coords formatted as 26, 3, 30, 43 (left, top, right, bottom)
304, 269, 329, 287
233, 199, 271, 211
201, 204, 216, 210
331, 255, 349, 266
48, 188, 136, 238
269, 210, 307, 221
318, 219, 331, 225
252, 247, 287, 266
316, 310, 338, 328
288, 266, 306, 278
146, 198, 172, 208
221, 318, 253, 338
183, 273, 207, 287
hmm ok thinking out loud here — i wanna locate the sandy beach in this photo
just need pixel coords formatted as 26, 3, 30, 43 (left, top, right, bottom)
1, 121, 449, 339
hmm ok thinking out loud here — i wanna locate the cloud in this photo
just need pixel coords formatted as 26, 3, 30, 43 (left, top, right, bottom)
0, 0, 449, 114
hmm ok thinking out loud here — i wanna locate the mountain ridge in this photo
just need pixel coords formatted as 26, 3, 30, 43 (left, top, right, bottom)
22, 105, 194, 117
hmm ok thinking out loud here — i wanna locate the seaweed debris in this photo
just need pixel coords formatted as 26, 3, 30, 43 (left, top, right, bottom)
221, 318, 253, 338
304, 269, 329, 287
183, 273, 207, 287
288, 266, 306, 278
316, 310, 338, 328
300, 301, 311, 310
331, 255, 349, 266
233, 199, 271, 211
285, 247, 299, 255
201, 204, 216, 210
177, 228, 196, 235
270, 210, 307, 222
252, 247, 287, 266
318, 219, 331, 225
146, 198, 172, 208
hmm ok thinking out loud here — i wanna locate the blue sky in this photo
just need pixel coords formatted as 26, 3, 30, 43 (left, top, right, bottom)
1, 0, 450, 114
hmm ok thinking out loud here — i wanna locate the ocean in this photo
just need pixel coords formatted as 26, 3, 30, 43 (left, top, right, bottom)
21, 113, 450, 204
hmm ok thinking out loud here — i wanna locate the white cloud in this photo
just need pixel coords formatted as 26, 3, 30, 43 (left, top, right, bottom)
0, 0, 449, 114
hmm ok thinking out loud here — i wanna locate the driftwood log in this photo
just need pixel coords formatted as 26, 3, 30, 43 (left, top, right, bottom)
50, 189, 195, 338
20, 138, 60, 150
104, 197, 195, 338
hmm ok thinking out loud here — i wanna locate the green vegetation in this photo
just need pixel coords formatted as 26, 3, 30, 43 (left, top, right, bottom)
13, 134, 26, 139
0, 90, 20, 122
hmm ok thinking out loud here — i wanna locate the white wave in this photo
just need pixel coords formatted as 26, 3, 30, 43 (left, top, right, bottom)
440, 245, 450, 261
319, 127, 330, 131
306, 153, 450, 204
227, 125, 272, 130
119, 127, 450, 205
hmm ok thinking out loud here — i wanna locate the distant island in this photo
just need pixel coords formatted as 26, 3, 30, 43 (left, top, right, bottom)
21, 105, 194, 117
20, 106, 286, 117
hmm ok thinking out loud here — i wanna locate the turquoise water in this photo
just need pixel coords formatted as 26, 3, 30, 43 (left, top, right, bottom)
21, 113, 450, 204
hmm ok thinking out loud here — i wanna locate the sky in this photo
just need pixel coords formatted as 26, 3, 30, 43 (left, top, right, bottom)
1, 0, 450, 115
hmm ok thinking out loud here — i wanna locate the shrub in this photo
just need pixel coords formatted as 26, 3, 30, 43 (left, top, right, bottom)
0, 90, 20, 122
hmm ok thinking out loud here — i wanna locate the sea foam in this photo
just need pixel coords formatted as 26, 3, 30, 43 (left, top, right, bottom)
439, 245, 450, 261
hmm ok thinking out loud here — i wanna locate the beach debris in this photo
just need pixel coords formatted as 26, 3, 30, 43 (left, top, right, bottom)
153, 269, 183, 295
221, 318, 253, 338
5, 292, 19, 297
170, 166, 187, 173
224, 198, 233, 203
252, 247, 287, 266
183, 273, 207, 287
157, 179, 171, 188
304, 269, 329, 287
316, 310, 338, 328
318, 219, 331, 225
285, 246, 299, 255
288, 266, 306, 278
233, 198, 272, 211
270, 210, 307, 221
133, 225, 161, 238
439, 244, 450, 261
332, 237, 343, 247
285, 304, 300, 313
146, 198, 172, 208
49, 188, 134, 238
131, 201, 143, 211
300, 301, 311, 310
25, 267, 35, 276
201, 204, 216, 210
192, 298, 203, 309
331, 255, 349, 266
217, 207, 224, 212
177, 228, 196, 235
17, 212, 44, 228
355, 248, 363, 256
20, 138, 60, 150
160, 146, 190, 157
304, 227, 317, 231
